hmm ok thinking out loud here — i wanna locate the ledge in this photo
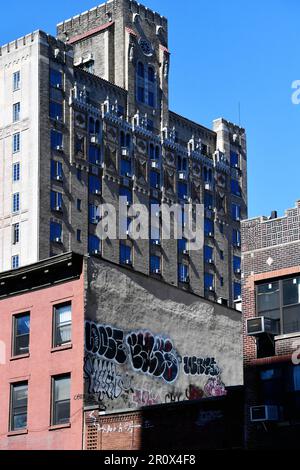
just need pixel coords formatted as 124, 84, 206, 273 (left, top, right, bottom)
7, 429, 28, 437
275, 332, 300, 341
51, 343, 72, 353
49, 423, 71, 432
10, 353, 30, 361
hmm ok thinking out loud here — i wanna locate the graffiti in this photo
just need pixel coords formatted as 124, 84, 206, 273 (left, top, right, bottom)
165, 392, 183, 403
183, 356, 220, 377
185, 384, 204, 401
91, 420, 154, 434
85, 321, 127, 364
132, 389, 161, 407
84, 355, 132, 401
204, 377, 227, 397
126, 332, 179, 383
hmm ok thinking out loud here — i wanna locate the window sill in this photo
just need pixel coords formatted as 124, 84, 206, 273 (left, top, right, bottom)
10, 353, 30, 361
275, 332, 300, 341
7, 429, 28, 437
51, 343, 72, 353
49, 423, 71, 432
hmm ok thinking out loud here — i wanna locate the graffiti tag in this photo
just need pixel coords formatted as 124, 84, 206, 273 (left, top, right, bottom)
183, 356, 220, 376
85, 321, 127, 364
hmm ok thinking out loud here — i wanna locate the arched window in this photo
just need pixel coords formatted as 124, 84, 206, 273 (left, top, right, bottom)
136, 63, 156, 108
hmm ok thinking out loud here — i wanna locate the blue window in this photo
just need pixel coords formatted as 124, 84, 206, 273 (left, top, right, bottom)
148, 66, 155, 82
137, 86, 145, 103
119, 187, 132, 204
76, 230, 81, 242
155, 146, 160, 160
203, 167, 213, 183
12, 193, 20, 213
13, 163, 20, 182
149, 143, 155, 159
178, 263, 189, 283
204, 273, 214, 290
148, 91, 155, 107
204, 245, 213, 263
234, 282, 241, 300
204, 192, 213, 209
220, 276, 224, 287
204, 218, 214, 236
77, 199, 81, 211
89, 175, 101, 194
231, 203, 241, 221
50, 101, 63, 121
13, 103, 20, 122
50, 69, 63, 89
150, 171, 160, 189
232, 229, 241, 247
13, 71, 21, 91
150, 255, 161, 273
12, 255, 19, 270
120, 243, 132, 265
231, 179, 241, 197
50, 221, 62, 242
51, 191, 63, 211
220, 250, 224, 260
89, 204, 101, 224
51, 160, 63, 180
137, 62, 144, 78
13, 133, 20, 153
177, 155, 187, 171
88, 235, 100, 254
233, 256, 241, 272
120, 158, 131, 177
230, 151, 239, 168
178, 238, 187, 254
89, 145, 101, 165
51, 130, 63, 150
178, 182, 188, 200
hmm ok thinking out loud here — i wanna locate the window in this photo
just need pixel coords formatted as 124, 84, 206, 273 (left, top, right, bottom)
10, 382, 28, 431
13, 223, 20, 244
120, 158, 131, 177
177, 155, 187, 171
77, 229, 81, 242
155, 146, 160, 160
231, 203, 241, 221
89, 175, 101, 195
178, 182, 188, 200
233, 256, 241, 273
13, 103, 20, 122
149, 143, 155, 160
136, 62, 156, 107
204, 218, 214, 237
234, 282, 241, 300
50, 101, 63, 121
77, 199, 82, 211
220, 250, 224, 260
220, 276, 224, 287
13, 313, 30, 356
12, 255, 19, 269
12, 193, 20, 213
232, 229, 241, 247
50, 69, 63, 89
150, 255, 161, 274
88, 234, 100, 254
178, 263, 189, 283
204, 245, 213, 263
150, 171, 160, 189
51, 160, 63, 181
53, 303, 71, 347
120, 243, 132, 265
51, 130, 63, 150
13, 133, 20, 153
77, 168, 82, 181
52, 375, 71, 426
13, 163, 20, 182
203, 167, 213, 183
204, 192, 213, 210
89, 204, 101, 224
137, 86, 145, 103
50, 221, 62, 243
89, 117, 100, 136
230, 151, 239, 168
178, 238, 187, 254
204, 273, 214, 291
88, 145, 101, 165
51, 191, 63, 211
231, 179, 241, 197
13, 71, 21, 91
257, 276, 300, 334
119, 187, 132, 205
137, 62, 145, 78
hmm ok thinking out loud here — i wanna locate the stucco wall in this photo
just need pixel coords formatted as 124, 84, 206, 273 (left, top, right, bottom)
84, 257, 243, 412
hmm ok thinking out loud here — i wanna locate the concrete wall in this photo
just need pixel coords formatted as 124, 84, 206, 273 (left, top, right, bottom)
84, 256, 243, 412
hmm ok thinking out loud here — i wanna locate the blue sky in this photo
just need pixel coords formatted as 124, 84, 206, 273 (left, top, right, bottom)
1, 0, 299, 218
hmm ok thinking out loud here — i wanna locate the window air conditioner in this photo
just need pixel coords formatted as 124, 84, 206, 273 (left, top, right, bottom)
56, 175, 63, 181
250, 405, 279, 422
154, 268, 161, 275
151, 161, 159, 169
125, 259, 132, 266
55, 237, 61, 243
56, 145, 63, 151
246, 317, 279, 336
178, 171, 186, 180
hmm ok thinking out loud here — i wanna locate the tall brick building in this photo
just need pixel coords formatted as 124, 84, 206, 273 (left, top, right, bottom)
242, 201, 300, 449
0, 0, 247, 308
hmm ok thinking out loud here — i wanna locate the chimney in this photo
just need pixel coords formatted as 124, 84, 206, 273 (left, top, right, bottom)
270, 211, 277, 220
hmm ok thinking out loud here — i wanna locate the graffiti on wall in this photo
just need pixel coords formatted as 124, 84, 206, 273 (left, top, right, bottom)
132, 388, 161, 407
183, 356, 220, 376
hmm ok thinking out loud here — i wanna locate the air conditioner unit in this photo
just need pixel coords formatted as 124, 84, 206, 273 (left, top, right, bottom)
247, 317, 279, 337
208, 232, 214, 237
181, 276, 190, 284
182, 249, 189, 255
208, 259, 214, 264
250, 405, 279, 422
235, 268, 241, 274
178, 171, 187, 180
236, 242, 241, 247
56, 83, 62, 89
218, 297, 228, 306
209, 286, 215, 292
152, 240, 161, 246
56, 116, 61, 121
55, 237, 61, 243
234, 163, 239, 169
56, 175, 63, 181
207, 205, 213, 210
92, 249, 99, 255
154, 268, 161, 275
125, 259, 132, 266
94, 189, 101, 195
55, 206, 62, 212
205, 183, 212, 191
90, 135, 99, 144
151, 161, 159, 169
122, 147, 129, 157
56, 145, 63, 151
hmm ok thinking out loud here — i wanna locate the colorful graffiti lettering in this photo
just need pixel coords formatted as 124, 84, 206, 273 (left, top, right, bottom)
132, 389, 161, 407
204, 377, 227, 397
126, 332, 179, 383
85, 321, 127, 364
183, 356, 220, 376
84, 355, 132, 401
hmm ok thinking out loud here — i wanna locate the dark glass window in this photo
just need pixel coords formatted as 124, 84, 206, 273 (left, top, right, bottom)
150, 255, 161, 273
230, 151, 239, 168
119, 187, 132, 204
178, 182, 188, 200
178, 263, 189, 283
88, 235, 100, 254
51, 130, 63, 150
233, 256, 241, 272
52, 375, 71, 425
204, 273, 214, 290
89, 175, 101, 195
13, 313, 30, 356
50, 69, 63, 88
204, 245, 213, 262
120, 158, 131, 177
50, 101, 63, 121
10, 382, 28, 431
204, 218, 214, 236
234, 282, 241, 300
50, 221, 62, 242
120, 243, 132, 265
150, 171, 160, 189
231, 179, 241, 197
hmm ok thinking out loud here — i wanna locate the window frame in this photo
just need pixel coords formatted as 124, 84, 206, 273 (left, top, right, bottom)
52, 302, 72, 348
10, 381, 28, 432
51, 374, 71, 426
